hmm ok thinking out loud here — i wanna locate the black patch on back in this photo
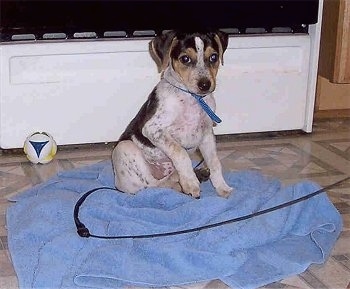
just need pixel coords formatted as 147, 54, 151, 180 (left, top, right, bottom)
118, 88, 158, 148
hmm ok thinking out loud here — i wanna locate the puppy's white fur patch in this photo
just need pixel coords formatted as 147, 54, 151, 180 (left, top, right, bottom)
195, 36, 205, 66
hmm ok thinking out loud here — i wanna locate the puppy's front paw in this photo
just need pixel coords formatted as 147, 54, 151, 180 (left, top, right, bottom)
181, 178, 201, 199
217, 184, 233, 198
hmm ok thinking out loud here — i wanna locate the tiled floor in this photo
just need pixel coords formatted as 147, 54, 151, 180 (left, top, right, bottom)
1, 117, 350, 289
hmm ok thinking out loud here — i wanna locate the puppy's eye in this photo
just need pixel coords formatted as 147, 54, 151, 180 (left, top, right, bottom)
179, 55, 191, 64
209, 53, 218, 63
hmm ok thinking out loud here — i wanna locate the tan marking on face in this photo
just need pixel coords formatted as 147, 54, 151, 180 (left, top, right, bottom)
204, 46, 221, 81
172, 47, 198, 90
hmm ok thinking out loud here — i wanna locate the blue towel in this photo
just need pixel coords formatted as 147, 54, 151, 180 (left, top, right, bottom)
6, 161, 342, 289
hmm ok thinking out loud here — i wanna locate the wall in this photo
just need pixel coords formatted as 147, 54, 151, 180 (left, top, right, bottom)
316, 0, 350, 111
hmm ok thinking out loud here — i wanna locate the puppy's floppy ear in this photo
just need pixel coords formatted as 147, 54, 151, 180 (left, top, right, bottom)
149, 30, 177, 73
214, 30, 229, 65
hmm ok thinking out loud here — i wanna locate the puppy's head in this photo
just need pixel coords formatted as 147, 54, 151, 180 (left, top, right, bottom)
149, 30, 228, 95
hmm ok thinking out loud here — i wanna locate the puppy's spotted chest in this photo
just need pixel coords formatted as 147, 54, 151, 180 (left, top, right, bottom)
112, 30, 233, 198
157, 84, 213, 150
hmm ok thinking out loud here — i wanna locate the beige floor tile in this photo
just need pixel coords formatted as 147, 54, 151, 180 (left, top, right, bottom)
308, 258, 350, 289
0, 251, 16, 277
0, 276, 19, 289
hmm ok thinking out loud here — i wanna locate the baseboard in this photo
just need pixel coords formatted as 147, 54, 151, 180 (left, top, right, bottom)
316, 76, 350, 110
314, 109, 350, 119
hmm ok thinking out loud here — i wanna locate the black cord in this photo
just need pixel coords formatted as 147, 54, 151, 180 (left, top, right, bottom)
73, 186, 114, 238
74, 176, 350, 240
194, 158, 205, 169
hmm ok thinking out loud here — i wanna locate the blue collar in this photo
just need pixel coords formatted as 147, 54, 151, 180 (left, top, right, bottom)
164, 79, 222, 124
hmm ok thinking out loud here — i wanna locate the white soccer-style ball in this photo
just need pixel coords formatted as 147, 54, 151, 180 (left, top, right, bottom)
23, 132, 57, 164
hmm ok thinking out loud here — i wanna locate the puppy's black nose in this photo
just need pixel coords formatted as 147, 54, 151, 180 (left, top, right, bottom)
197, 78, 211, 92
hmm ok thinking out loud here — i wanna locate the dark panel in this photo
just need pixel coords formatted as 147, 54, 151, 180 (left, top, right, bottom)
0, 0, 319, 41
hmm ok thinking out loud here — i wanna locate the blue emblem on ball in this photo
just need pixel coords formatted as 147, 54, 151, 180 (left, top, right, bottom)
29, 141, 49, 157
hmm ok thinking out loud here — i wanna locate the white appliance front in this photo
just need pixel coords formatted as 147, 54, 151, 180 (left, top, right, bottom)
0, 35, 311, 148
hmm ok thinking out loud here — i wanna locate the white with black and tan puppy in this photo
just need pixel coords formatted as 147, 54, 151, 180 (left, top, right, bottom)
112, 30, 233, 198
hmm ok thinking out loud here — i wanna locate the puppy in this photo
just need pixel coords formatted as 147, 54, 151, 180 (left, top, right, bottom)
112, 30, 233, 198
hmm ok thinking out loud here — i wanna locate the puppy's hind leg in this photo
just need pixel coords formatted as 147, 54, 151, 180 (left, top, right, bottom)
112, 140, 157, 194
112, 140, 181, 194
